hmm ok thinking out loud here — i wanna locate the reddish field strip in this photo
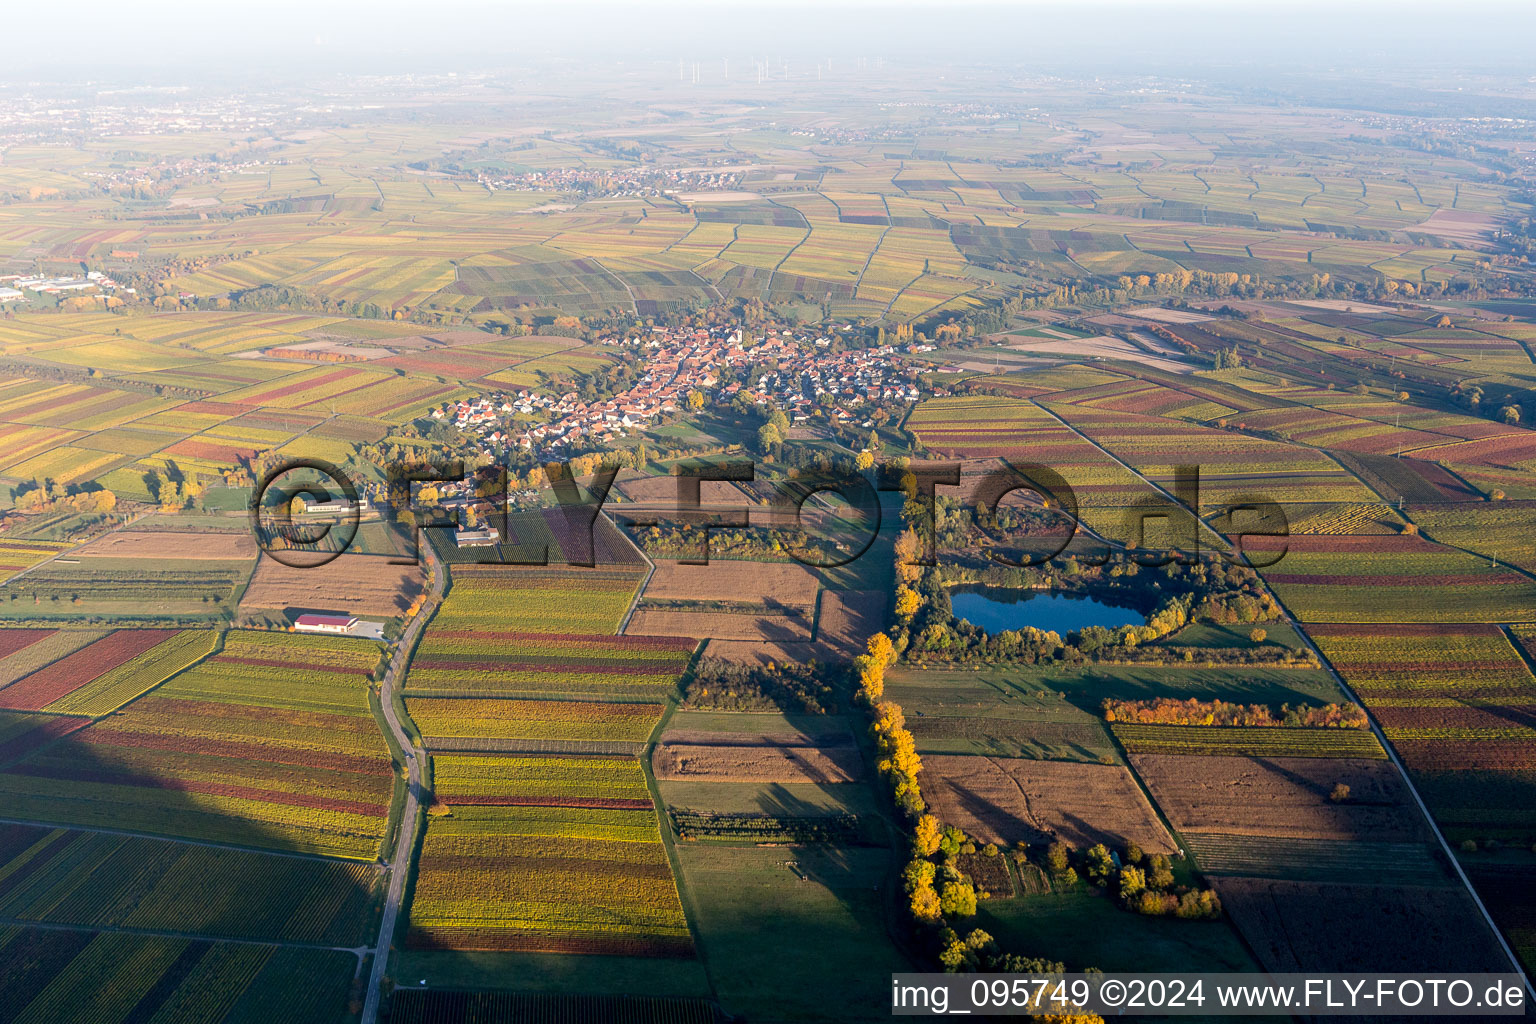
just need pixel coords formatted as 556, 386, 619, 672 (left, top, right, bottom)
1309, 623, 1505, 638
0, 630, 178, 711
174, 402, 256, 416
3, 388, 110, 423
1393, 741, 1536, 772
414, 659, 665, 675
406, 927, 690, 957
1264, 573, 1526, 587
75, 728, 388, 774
436, 795, 654, 810
0, 630, 55, 662
162, 439, 259, 464
243, 368, 360, 404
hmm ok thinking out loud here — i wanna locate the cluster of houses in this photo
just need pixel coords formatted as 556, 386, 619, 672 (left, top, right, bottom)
80, 156, 285, 192
478, 166, 742, 198
430, 324, 922, 461
0, 96, 283, 142
738, 342, 921, 424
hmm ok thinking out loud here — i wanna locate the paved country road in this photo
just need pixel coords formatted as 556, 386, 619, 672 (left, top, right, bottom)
361, 540, 444, 1024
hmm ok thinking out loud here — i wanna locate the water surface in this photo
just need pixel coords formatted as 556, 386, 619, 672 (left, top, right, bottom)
949, 586, 1144, 634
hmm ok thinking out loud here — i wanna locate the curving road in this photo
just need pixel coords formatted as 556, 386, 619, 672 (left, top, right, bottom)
361, 540, 444, 1024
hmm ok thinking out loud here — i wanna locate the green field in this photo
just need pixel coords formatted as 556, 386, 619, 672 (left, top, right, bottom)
885, 663, 1350, 762
975, 888, 1262, 975
674, 845, 911, 1023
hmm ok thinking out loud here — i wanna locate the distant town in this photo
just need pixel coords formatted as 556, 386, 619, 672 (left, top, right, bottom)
433, 324, 922, 460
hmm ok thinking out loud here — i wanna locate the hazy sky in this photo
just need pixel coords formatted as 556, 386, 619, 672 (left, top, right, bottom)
15, 2, 1536, 82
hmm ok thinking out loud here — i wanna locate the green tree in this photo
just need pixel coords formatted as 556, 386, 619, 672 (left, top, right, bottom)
756, 423, 782, 454
1084, 843, 1115, 886
939, 879, 977, 918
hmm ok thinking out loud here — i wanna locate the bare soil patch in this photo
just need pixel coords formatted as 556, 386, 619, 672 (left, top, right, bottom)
994, 334, 1192, 373
923, 755, 1175, 853
1129, 754, 1425, 842
617, 474, 750, 506
1123, 306, 1213, 324
628, 609, 812, 642
239, 553, 424, 617
815, 589, 888, 652
642, 560, 819, 606
75, 531, 257, 561
1415, 209, 1499, 247
683, 589, 883, 659
700, 638, 851, 666
652, 741, 863, 783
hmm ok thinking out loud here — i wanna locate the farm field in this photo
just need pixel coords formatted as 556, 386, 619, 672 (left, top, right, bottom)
1309, 623, 1536, 844
887, 662, 1348, 722
672, 845, 909, 1023
431, 753, 654, 809
652, 710, 880, 843
1128, 754, 1428, 842
883, 669, 1119, 761
974, 887, 1261, 975
406, 803, 691, 957
1179, 833, 1448, 886
1246, 534, 1536, 623
0, 539, 73, 582
0, 710, 91, 765
238, 553, 424, 619
922, 755, 1176, 852
72, 530, 257, 560
403, 550, 696, 966
652, 739, 861, 784
0, 628, 108, 688
0, 927, 360, 1024
0, 630, 393, 858
652, 709, 863, 783
1216, 878, 1514, 973
0, 821, 382, 944
0, 628, 215, 716
9, 39, 1536, 1019
409, 697, 666, 752
657, 778, 880, 823
0, 559, 256, 623
1111, 722, 1386, 759
407, 630, 695, 702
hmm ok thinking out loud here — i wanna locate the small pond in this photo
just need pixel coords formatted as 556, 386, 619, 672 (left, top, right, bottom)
948, 586, 1145, 634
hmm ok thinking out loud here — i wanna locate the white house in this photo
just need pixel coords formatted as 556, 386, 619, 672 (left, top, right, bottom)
295, 613, 357, 634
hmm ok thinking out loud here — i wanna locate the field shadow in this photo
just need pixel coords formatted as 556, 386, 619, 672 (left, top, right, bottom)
0, 685, 387, 1020
751, 781, 838, 819
934, 777, 1043, 846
